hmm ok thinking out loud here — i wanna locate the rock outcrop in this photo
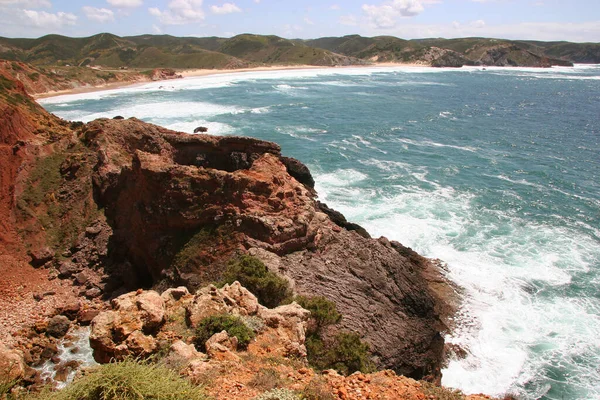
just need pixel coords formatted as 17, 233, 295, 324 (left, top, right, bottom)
1, 70, 453, 382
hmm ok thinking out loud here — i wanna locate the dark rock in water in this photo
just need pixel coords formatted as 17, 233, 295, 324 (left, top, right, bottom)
113, 116, 124, 120
46, 315, 70, 338
317, 201, 371, 239
194, 126, 209, 133
281, 156, 315, 189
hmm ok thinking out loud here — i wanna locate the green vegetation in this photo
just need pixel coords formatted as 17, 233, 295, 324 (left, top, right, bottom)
220, 255, 291, 308
306, 332, 374, 376
16, 146, 100, 253
296, 295, 374, 376
295, 296, 341, 334
26, 359, 206, 400
194, 314, 255, 351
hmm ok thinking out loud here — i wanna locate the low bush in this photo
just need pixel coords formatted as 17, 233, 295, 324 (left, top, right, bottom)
306, 332, 374, 376
28, 358, 205, 400
295, 296, 341, 334
220, 255, 291, 308
194, 314, 255, 351
248, 368, 283, 391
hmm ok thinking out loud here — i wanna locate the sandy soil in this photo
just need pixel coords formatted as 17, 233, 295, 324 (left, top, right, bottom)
34, 63, 431, 99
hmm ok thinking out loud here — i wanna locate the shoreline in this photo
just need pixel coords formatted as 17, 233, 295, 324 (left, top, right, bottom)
34, 62, 428, 99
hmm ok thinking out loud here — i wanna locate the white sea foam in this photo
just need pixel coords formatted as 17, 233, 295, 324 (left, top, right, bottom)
395, 137, 478, 152
314, 168, 600, 399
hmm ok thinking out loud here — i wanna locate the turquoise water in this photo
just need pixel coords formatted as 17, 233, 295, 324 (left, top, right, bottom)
40, 65, 600, 400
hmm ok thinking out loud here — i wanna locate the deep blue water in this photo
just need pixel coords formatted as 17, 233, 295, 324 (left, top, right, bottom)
41, 65, 600, 400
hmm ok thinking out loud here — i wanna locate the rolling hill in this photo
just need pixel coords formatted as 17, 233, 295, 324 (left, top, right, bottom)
0, 33, 598, 70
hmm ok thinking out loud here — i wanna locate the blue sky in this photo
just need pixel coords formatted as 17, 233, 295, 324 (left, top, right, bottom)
0, 0, 598, 42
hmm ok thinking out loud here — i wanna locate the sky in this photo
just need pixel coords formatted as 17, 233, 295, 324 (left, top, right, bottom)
0, 0, 598, 42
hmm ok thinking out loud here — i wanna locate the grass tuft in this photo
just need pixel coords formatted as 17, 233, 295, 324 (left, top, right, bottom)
28, 359, 206, 400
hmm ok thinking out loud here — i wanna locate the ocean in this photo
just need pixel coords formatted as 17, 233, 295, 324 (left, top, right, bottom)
40, 65, 600, 400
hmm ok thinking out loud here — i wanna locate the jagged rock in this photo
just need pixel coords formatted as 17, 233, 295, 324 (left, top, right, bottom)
0, 344, 25, 381
125, 330, 158, 356
161, 286, 190, 306
205, 331, 240, 361
46, 315, 71, 338
112, 290, 165, 332
90, 290, 165, 362
281, 156, 315, 189
193, 126, 208, 133
257, 302, 310, 358
164, 340, 206, 370
185, 282, 260, 328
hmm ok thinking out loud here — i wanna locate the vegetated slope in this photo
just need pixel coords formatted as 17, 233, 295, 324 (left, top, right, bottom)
0, 32, 362, 68
306, 35, 595, 66
0, 59, 155, 95
218, 34, 364, 66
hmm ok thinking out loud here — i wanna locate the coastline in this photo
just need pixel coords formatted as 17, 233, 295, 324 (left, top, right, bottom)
34, 62, 428, 99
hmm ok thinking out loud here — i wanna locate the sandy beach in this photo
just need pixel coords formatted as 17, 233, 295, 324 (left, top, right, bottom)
34, 62, 429, 99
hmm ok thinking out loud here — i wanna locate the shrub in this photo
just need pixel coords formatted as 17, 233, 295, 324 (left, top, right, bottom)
295, 296, 341, 334
306, 332, 374, 376
27, 358, 206, 400
420, 381, 465, 400
300, 377, 334, 400
248, 368, 283, 391
253, 388, 300, 400
194, 314, 255, 352
221, 255, 291, 308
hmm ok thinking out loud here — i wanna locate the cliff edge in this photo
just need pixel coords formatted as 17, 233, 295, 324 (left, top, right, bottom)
0, 71, 455, 384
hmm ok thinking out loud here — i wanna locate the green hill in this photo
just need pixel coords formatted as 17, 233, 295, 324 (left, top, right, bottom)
0, 33, 597, 69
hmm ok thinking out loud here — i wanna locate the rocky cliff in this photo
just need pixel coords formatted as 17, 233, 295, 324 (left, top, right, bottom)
0, 71, 455, 385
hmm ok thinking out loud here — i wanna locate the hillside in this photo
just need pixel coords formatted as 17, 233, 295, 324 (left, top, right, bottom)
0, 33, 361, 69
2, 33, 597, 70
305, 35, 588, 67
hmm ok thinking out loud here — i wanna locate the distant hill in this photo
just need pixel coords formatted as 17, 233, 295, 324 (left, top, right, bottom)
304, 35, 597, 67
0, 33, 362, 69
1, 33, 598, 69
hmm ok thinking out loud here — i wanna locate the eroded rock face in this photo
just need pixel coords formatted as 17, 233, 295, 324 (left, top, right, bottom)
1, 83, 451, 382
75, 117, 450, 380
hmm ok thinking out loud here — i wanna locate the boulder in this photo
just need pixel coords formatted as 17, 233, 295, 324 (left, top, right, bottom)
46, 315, 71, 338
90, 290, 165, 363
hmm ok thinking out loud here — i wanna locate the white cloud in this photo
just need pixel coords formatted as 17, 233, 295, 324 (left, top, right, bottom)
22, 9, 77, 28
149, 0, 205, 25
152, 23, 161, 33
360, 20, 600, 43
254, 0, 260, 3
330, 4, 341, 10
106, 0, 143, 8
304, 17, 314, 25
362, 0, 433, 29
0, 0, 51, 7
210, 2, 241, 15
82, 6, 115, 23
